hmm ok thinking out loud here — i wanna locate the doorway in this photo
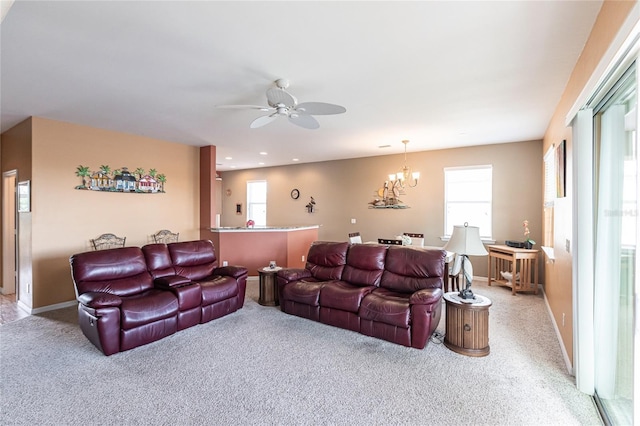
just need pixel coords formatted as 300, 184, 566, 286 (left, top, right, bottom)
2, 170, 17, 297
592, 64, 637, 425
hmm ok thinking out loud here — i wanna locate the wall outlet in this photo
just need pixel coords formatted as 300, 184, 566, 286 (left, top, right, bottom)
222, 260, 228, 267
350, 218, 356, 224
562, 313, 565, 327
301, 255, 305, 262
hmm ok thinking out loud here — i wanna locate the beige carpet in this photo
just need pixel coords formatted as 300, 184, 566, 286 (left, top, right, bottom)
0, 280, 601, 425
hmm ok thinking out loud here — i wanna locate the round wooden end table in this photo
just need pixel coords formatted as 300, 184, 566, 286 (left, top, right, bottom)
443, 291, 492, 357
257, 267, 281, 306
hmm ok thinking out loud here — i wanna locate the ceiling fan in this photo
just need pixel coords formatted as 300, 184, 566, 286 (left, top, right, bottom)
218, 79, 346, 129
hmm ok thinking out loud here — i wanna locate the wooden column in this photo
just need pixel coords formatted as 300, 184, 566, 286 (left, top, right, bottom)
199, 145, 217, 240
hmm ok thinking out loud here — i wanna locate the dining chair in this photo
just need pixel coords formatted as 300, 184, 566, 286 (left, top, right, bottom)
403, 232, 424, 247
348, 232, 363, 244
153, 229, 180, 244
378, 238, 403, 245
91, 233, 126, 250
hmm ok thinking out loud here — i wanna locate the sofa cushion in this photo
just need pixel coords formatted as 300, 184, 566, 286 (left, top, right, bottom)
319, 281, 375, 313
120, 289, 179, 330
70, 247, 154, 297
282, 279, 325, 306
306, 241, 349, 280
341, 244, 387, 286
200, 276, 239, 306
142, 243, 176, 278
359, 288, 411, 328
168, 240, 217, 280
380, 246, 445, 293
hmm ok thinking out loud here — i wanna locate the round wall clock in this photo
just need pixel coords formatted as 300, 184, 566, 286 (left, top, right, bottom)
290, 188, 300, 199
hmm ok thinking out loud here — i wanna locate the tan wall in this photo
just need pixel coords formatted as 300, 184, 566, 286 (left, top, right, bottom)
2, 117, 201, 309
542, 0, 636, 366
219, 139, 543, 278
1, 118, 32, 181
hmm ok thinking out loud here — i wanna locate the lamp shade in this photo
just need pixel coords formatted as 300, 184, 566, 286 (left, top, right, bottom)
444, 224, 487, 256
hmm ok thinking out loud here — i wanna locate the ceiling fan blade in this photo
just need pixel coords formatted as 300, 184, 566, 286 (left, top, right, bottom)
288, 114, 319, 130
250, 114, 279, 129
266, 88, 296, 108
217, 105, 272, 111
296, 102, 346, 115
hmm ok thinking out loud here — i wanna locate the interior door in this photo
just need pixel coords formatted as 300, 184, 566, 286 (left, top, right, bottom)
2, 170, 17, 295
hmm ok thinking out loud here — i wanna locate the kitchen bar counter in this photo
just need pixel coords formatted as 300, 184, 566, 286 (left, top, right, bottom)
212, 225, 319, 232
208, 225, 319, 276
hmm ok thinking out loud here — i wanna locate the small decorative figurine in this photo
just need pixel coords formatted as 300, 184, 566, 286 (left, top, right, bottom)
305, 197, 316, 213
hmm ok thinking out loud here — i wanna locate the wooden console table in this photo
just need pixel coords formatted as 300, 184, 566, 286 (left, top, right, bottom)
487, 244, 539, 295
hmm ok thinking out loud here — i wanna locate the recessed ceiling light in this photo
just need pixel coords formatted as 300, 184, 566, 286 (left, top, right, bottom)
258, 162, 265, 165
259, 152, 268, 156
230, 165, 236, 169
225, 156, 232, 160
378, 145, 392, 148
292, 158, 299, 162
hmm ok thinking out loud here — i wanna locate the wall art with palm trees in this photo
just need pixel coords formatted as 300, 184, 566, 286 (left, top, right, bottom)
75, 165, 166, 193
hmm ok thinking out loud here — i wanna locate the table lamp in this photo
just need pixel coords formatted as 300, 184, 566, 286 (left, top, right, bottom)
444, 223, 488, 299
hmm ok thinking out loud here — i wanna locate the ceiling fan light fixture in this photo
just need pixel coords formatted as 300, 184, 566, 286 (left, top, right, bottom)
275, 78, 289, 89
219, 78, 345, 130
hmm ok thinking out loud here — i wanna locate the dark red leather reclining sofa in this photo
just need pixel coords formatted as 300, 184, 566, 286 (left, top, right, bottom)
277, 241, 445, 349
70, 240, 247, 355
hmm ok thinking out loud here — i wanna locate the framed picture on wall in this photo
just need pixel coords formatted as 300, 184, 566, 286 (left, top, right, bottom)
556, 140, 566, 198
17, 180, 30, 212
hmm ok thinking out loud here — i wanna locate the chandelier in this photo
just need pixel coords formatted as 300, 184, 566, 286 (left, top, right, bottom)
389, 140, 420, 188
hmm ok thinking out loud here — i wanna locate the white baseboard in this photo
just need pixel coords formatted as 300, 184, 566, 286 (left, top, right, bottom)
542, 288, 574, 375
19, 300, 77, 316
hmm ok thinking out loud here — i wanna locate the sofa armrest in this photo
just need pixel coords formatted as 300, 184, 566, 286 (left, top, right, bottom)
277, 268, 312, 283
154, 275, 192, 289
409, 288, 443, 305
213, 265, 248, 279
77, 291, 122, 308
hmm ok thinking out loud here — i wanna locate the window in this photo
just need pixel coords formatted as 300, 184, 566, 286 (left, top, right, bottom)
246, 180, 267, 226
543, 145, 556, 207
444, 165, 492, 239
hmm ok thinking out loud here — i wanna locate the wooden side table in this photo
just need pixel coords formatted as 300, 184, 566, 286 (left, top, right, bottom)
487, 244, 539, 295
444, 292, 491, 357
257, 267, 280, 306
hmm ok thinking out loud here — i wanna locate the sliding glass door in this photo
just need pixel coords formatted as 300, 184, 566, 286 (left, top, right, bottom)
592, 64, 637, 425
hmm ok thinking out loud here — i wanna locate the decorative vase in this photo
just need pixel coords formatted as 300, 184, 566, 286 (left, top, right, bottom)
524, 241, 533, 249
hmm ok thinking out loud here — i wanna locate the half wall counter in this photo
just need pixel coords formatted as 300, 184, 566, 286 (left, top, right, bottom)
209, 226, 319, 276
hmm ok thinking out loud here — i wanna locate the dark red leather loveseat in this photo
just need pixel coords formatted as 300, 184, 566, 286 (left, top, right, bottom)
277, 241, 445, 349
70, 240, 247, 356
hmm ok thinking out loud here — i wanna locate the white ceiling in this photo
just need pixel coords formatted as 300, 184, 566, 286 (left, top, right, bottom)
1, 1, 602, 171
